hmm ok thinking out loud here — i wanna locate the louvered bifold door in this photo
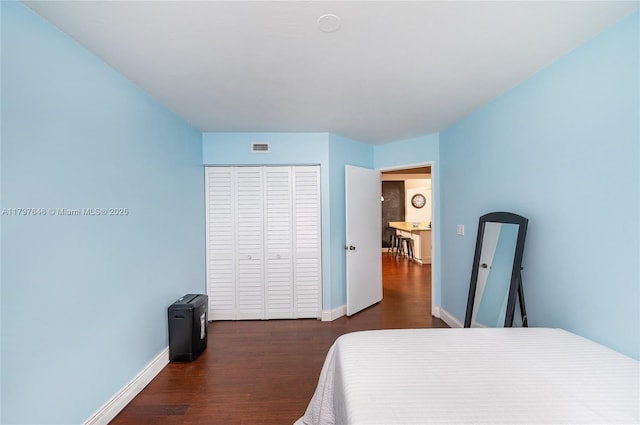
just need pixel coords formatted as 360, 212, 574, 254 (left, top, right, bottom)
292, 166, 322, 318
205, 167, 236, 320
235, 167, 265, 320
264, 167, 294, 319
207, 166, 321, 321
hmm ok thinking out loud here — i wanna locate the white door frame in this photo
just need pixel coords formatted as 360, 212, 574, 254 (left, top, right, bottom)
378, 160, 438, 318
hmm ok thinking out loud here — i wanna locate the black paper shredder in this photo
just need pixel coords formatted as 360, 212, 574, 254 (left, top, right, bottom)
168, 294, 208, 362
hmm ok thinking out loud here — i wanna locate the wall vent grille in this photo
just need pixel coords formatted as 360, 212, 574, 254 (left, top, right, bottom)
251, 142, 270, 153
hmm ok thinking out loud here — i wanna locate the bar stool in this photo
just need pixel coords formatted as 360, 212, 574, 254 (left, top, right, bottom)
397, 236, 415, 260
404, 237, 415, 260
396, 236, 408, 258
388, 233, 398, 254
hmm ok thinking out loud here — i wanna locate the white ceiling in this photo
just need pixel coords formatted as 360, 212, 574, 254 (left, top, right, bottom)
24, 1, 639, 145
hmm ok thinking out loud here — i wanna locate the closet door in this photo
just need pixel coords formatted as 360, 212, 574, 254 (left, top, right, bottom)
205, 167, 236, 320
235, 167, 265, 320
292, 166, 322, 318
206, 165, 321, 320
264, 167, 293, 319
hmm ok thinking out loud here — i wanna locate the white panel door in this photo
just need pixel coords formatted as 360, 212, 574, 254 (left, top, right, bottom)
235, 167, 265, 320
293, 166, 322, 318
205, 167, 236, 320
264, 167, 294, 319
345, 165, 382, 316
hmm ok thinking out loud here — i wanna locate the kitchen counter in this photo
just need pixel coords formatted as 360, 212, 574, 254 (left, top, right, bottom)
388, 221, 431, 232
388, 222, 432, 264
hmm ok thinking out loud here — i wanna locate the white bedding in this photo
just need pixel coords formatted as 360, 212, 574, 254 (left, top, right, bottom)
296, 328, 639, 425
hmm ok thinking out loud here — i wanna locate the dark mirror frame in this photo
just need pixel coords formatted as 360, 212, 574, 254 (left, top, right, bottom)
464, 212, 528, 328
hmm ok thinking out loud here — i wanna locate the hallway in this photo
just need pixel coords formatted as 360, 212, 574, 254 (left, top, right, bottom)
350, 253, 446, 329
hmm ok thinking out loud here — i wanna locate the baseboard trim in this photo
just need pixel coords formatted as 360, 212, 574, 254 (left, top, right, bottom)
438, 307, 463, 328
84, 347, 169, 425
432, 305, 441, 318
321, 304, 346, 321
322, 304, 461, 327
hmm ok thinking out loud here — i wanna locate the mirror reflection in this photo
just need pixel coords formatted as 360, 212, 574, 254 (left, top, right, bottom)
464, 212, 528, 328
470, 222, 519, 327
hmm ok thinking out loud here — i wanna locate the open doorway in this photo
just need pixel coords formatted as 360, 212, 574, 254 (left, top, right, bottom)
379, 164, 436, 317
381, 166, 432, 262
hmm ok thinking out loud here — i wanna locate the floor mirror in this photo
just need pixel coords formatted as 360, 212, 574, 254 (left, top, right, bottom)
464, 212, 528, 328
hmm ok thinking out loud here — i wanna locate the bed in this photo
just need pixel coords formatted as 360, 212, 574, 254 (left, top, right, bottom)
295, 328, 639, 425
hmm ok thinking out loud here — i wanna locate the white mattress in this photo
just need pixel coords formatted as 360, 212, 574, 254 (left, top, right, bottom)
296, 328, 639, 425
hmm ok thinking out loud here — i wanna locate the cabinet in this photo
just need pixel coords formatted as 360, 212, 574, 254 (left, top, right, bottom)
205, 166, 321, 320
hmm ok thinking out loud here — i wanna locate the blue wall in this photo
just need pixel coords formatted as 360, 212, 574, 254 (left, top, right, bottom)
1, 3, 205, 423
440, 11, 639, 359
328, 134, 374, 308
202, 132, 329, 166
373, 134, 439, 170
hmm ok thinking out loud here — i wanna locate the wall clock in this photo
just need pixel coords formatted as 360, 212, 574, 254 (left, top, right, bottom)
411, 194, 426, 209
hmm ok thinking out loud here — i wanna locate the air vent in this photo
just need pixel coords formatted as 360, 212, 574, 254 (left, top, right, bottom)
251, 142, 270, 153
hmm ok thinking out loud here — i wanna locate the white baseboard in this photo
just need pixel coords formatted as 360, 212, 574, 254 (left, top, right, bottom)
321, 304, 346, 321
432, 305, 441, 318
438, 307, 463, 328
322, 304, 461, 328
84, 347, 169, 425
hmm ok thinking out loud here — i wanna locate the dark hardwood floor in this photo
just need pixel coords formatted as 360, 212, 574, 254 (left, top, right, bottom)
111, 254, 448, 425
